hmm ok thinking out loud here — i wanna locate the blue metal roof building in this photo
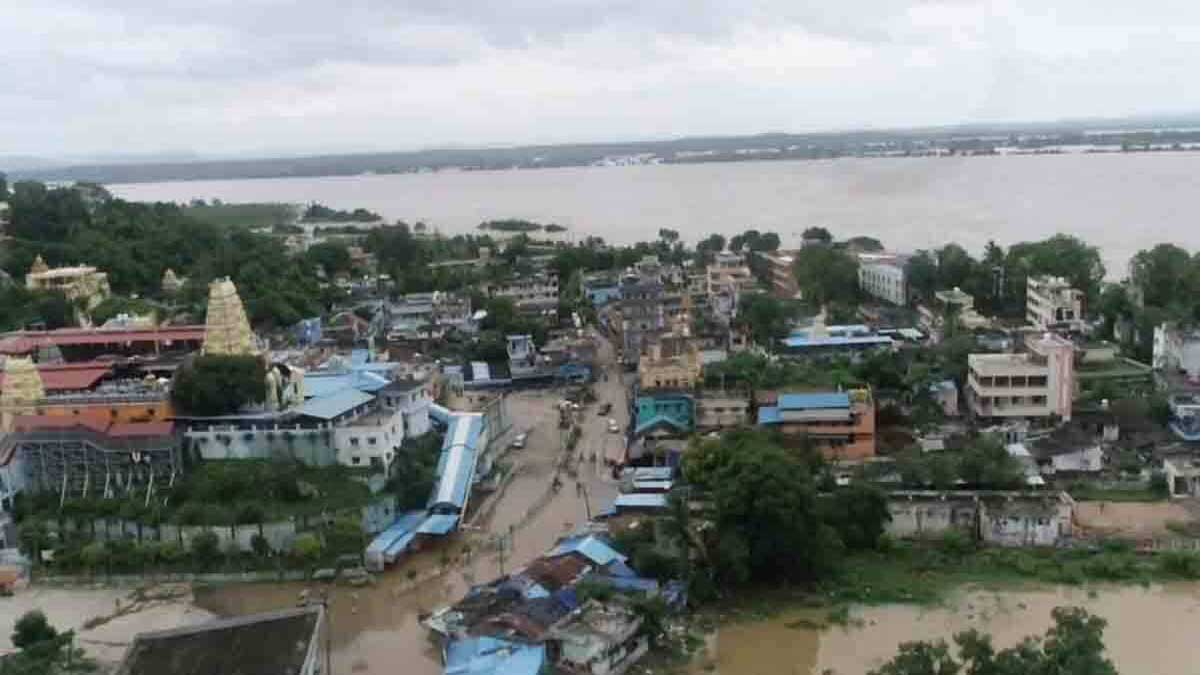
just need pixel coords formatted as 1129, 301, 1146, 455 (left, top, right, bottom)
365, 510, 428, 571
778, 392, 851, 410
444, 636, 546, 675
293, 389, 376, 422
548, 534, 627, 567
429, 412, 485, 514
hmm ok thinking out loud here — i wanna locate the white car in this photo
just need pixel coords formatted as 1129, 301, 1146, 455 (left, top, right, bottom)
607, 419, 620, 433
511, 433, 528, 449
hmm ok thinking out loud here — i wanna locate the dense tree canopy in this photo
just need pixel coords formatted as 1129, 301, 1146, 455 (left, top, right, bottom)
733, 293, 798, 349
1, 181, 323, 326
802, 226, 833, 244
871, 607, 1116, 675
792, 245, 859, 305
682, 430, 890, 587
904, 236, 1104, 318
171, 355, 267, 416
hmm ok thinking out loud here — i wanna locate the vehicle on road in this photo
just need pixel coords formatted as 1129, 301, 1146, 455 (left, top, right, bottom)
607, 418, 620, 433
511, 433, 527, 449
598, 402, 612, 416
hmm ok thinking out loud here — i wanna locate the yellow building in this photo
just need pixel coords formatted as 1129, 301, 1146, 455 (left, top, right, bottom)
25, 256, 111, 313
638, 295, 702, 391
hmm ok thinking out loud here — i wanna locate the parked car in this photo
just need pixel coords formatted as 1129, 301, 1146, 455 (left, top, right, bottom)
598, 402, 612, 416
607, 418, 620, 433
511, 433, 528, 449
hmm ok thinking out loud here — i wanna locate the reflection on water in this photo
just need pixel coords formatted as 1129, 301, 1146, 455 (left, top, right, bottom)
698, 584, 1200, 675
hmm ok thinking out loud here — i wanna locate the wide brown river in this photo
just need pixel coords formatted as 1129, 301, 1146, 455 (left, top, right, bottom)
111, 153, 1200, 274
696, 584, 1200, 675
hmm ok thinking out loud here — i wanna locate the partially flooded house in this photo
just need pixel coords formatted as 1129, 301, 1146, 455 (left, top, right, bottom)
886, 490, 1075, 547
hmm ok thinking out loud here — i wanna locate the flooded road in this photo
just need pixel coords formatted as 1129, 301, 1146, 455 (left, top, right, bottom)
697, 584, 1200, 675
195, 332, 627, 675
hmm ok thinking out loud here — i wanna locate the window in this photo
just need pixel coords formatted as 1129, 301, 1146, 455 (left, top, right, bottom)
350, 437, 360, 446
368, 437, 377, 445
351, 456, 361, 465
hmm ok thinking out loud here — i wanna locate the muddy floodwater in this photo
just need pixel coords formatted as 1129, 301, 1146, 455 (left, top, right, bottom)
696, 584, 1200, 675
194, 338, 627, 675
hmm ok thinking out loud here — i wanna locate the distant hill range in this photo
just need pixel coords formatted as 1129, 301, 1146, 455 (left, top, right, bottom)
11, 115, 1200, 185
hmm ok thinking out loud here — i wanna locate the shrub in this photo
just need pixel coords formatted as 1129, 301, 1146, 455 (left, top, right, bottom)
1159, 551, 1200, 579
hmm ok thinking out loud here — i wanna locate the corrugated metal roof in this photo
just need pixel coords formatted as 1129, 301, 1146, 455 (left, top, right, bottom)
293, 388, 374, 420
417, 513, 459, 535
756, 406, 782, 424
444, 637, 546, 675
778, 392, 851, 410
548, 534, 626, 567
429, 412, 485, 512
365, 510, 428, 557
782, 335, 893, 348
613, 493, 668, 510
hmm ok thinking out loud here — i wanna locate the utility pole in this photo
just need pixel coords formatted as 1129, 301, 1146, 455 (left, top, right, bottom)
580, 483, 592, 521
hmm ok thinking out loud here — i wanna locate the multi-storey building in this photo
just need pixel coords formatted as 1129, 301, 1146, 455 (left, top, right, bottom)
857, 254, 908, 305
967, 333, 1075, 422
487, 273, 559, 320
694, 390, 752, 432
611, 276, 665, 367
756, 389, 876, 461
761, 250, 800, 299
387, 292, 474, 340
1026, 276, 1085, 332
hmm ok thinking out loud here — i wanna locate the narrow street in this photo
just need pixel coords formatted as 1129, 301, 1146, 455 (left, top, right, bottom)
192, 330, 628, 675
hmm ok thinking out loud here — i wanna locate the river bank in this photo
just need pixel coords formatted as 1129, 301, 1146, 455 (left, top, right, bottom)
686, 582, 1200, 675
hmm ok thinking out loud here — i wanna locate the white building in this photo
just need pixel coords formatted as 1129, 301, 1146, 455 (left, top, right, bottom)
1153, 322, 1200, 383
488, 273, 559, 319
858, 255, 908, 305
705, 252, 756, 323
387, 292, 474, 340
1026, 276, 1085, 332
967, 333, 1075, 421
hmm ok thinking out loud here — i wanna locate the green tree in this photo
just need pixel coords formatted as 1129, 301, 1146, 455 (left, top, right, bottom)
793, 245, 859, 306
905, 250, 939, 302
171, 355, 267, 416
734, 293, 796, 350
304, 241, 352, 277
844, 235, 884, 252
871, 607, 1116, 675
802, 227, 833, 244
683, 430, 844, 585
190, 530, 221, 569
820, 483, 891, 551
1128, 243, 1198, 312
956, 436, 1024, 489
292, 533, 323, 567
12, 611, 57, 649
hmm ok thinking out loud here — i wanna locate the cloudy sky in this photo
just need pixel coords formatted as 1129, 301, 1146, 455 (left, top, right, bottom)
6, 0, 1200, 158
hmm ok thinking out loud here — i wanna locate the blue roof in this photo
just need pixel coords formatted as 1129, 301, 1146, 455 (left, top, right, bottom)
445, 637, 546, 675
294, 388, 375, 420
757, 406, 782, 425
605, 558, 639, 578
631, 467, 673, 481
593, 575, 660, 594
365, 510, 428, 557
634, 414, 689, 436
782, 335, 893, 348
385, 531, 417, 558
430, 413, 485, 512
418, 513, 460, 535
613, 493, 669, 510
778, 392, 850, 410
304, 370, 391, 399
549, 535, 627, 567
429, 403, 452, 425
351, 349, 369, 366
